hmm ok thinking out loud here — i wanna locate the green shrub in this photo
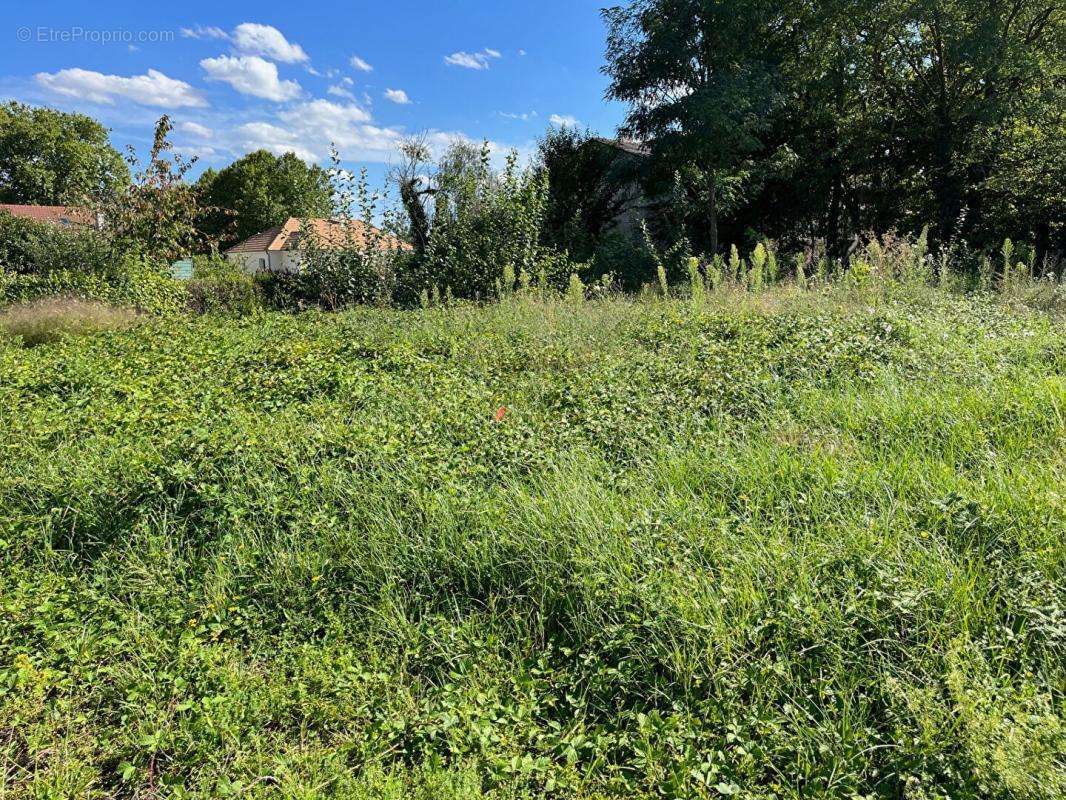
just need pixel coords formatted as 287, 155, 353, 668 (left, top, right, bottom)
185, 254, 262, 315
417, 143, 556, 301
0, 212, 115, 277
0, 212, 186, 314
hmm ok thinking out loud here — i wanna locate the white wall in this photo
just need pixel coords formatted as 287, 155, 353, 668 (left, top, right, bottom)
226, 251, 302, 274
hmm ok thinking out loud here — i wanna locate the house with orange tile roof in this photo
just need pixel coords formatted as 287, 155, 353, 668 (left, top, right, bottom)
224, 217, 411, 273
0, 204, 102, 229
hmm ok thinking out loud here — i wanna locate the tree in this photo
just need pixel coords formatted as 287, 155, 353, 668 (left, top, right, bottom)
855, 0, 1064, 246
392, 138, 552, 300
105, 116, 201, 263
978, 75, 1065, 271
535, 127, 646, 260
602, 0, 786, 254
0, 102, 128, 206
195, 150, 332, 248
391, 136, 436, 257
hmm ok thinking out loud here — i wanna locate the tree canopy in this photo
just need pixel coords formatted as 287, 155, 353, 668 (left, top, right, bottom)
195, 150, 333, 248
0, 102, 129, 206
602, 0, 1065, 262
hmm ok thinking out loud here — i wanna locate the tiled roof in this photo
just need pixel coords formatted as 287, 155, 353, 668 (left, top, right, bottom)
224, 217, 412, 254
0, 204, 96, 227
592, 138, 651, 157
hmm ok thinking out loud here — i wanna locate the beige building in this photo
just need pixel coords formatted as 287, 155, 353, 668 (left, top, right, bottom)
224, 217, 411, 273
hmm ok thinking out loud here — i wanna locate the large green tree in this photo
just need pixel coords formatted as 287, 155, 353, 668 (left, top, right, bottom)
196, 150, 333, 247
600, 0, 1064, 259
0, 102, 128, 206
855, 0, 1063, 245
602, 0, 786, 254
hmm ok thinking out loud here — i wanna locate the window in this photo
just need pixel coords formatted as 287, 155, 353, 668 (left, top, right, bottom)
258, 258, 267, 270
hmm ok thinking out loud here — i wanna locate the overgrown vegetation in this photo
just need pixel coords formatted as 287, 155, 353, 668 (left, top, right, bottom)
1, 265, 1063, 798
0, 297, 136, 346
0, 12, 1063, 794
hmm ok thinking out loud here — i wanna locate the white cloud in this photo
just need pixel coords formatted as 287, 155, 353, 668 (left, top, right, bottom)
181, 25, 229, 40
174, 144, 217, 159
231, 23, 308, 63
233, 121, 319, 163
286, 98, 371, 126
444, 49, 502, 70
201, 55, 302, 102
518, 49, 527, 56
234, 99, 400, 163
35, 67, 207, 108
179, 121, 214, 138
327, 84, 356, 100
499, 111, 536, 121
384, 88, 411, 104
205, 105, 524, 169
549, 114, 580, 127
350, 55, 374, 72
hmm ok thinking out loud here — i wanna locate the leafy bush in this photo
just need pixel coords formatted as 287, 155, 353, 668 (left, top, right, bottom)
0, 255, 185, 316
185, 253, 262, 315
0, 296, 136, 345
396, 140, 566, 300
0, 206, 186, 315
0, 211, 114, 277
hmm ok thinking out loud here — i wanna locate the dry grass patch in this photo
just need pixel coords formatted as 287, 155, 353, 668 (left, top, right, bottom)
0, 297, 137, 346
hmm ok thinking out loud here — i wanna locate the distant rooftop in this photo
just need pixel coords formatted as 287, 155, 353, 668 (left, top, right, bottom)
0, 204, 98, 227
225, 217, 412, 254
592, 138, 651, 157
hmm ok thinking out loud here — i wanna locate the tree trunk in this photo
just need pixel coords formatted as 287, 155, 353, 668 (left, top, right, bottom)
826, 167, 843, 261
399, 179, 431, 256
932, 105, 963, 249
1034, 220, 1051, 276
708, 179, 719, 256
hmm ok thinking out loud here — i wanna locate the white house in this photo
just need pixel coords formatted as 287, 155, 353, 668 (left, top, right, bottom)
224, 217, 410, 273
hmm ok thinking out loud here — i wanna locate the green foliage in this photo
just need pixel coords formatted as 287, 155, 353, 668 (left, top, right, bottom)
603, 0, 782, 253
195, 150, 333, 249
0, 283, 1062, 798
0, 102, 128, 205
687, 256, 704, 303
186, 253, 263, 316
794, 253, 807, 288
298, 152, 409, 309
103, 116, 202, 264
0, 211, 185, 314
565, 272, 585, 304
398, 141, 560, 301
0, 211, 113, 277
600, 0, 1064, 260
536, 127, 648, 266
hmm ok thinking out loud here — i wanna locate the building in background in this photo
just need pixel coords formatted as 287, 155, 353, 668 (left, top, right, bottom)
224, 217, 411, 273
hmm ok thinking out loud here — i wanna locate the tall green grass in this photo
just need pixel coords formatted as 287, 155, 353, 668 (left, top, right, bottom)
0, 281, 1062, 798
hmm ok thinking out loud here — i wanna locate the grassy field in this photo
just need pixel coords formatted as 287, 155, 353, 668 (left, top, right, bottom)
1, 283, 1063, 798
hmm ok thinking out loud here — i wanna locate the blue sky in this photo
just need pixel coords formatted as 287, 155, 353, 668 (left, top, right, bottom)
2, 1, 627, 186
